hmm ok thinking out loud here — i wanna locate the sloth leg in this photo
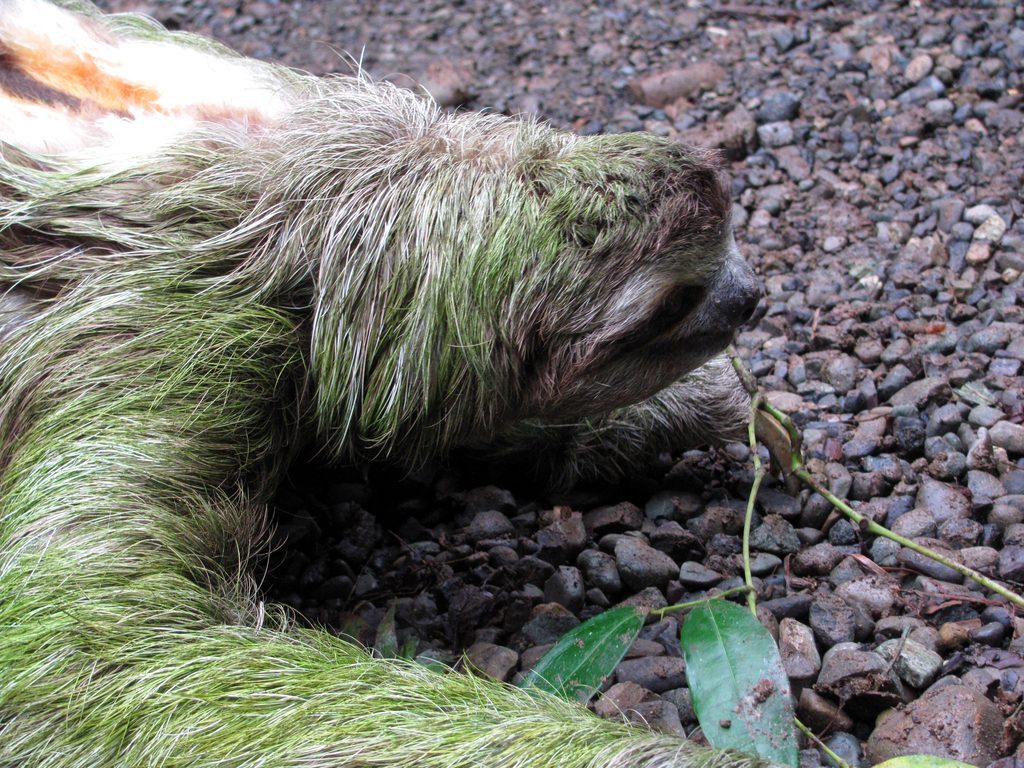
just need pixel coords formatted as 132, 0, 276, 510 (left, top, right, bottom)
491, 355, 751, 487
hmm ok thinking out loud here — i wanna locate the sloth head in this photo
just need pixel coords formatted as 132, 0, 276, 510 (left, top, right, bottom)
277, 86, 760, 458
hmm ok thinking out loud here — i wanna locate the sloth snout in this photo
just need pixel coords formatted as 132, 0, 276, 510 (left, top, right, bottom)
709, 259, 762, 329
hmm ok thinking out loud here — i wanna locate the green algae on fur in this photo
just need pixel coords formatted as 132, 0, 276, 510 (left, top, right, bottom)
0, 2, 769, 766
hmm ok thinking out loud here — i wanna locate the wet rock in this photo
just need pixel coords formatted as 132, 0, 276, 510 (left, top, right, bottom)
616, 656, 687, 694
583, 502, 643, 535
749, 514, 801, 556
779, 617, 821, 684
998, 545, 1024, 581
677, 561, 722, 589
889, 377, 951, 407
466, 510, 516, 542
593, 681, 656, 719
543, 566, 585, 613
614, 537, 679, 591
629, 62, 726, 107
990, 421, 1024, 455
465, 642, 519, 682
916, 476, 971, 523
865, 686, 1005, 765
817, 645, 903, 715
836, 576, 898, 619
809, 593, 857, 647
798, 688, 854, 733
875, 639, 943, 689
420, 58, 474, 107
577, 550, 622, 595
520, 603, 579, 645
535, 513, 587, 564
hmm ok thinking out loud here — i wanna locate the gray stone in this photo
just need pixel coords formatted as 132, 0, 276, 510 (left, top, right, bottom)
748, 552, 783, 577
990, 421, 1024, 455
809, 593, 856, 647
973, 214, 1007, 243
836, 576, 898, 619
756, 121, 794, 147
535, 514, 587, 564
869, 537, 902, 567
661, 687, 695, 724
614, 537, 679, 591
891, 508, 937, 539
825, 732, 866, 767
889, 377, 951, 407
465, 642, 519, 682
758, 90, 800, 122
583, 502, 643, 535
916, 475, 971, 523
593, 681, 655, 719
615, 656, 687, 693
577, 550, 623, 595
644, 489, 700, 522
520, 603, 580, 645
622, 700, 686, 736
677, 561, 723, 589
793, 542, 846, 575
749, 514, 801, 555
968, 404, 1004, 428
875, 638, 943, 688
964, 203, 1000, 224
998, 545, 1024, 581
897, 540, 963, 583
938, 517, 982, 548
466, 510, 515, 542
779, 617, 821, 684
967, 469, 1005, 501
543, 566, 585, 613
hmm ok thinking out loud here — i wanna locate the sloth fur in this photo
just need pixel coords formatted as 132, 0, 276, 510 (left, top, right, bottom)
0, 2, 769, 766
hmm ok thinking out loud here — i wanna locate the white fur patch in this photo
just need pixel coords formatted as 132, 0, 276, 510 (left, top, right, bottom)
0, 0, 294, 168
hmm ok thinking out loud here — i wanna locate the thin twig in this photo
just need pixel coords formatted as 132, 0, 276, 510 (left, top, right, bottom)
730, 354, 1024, 611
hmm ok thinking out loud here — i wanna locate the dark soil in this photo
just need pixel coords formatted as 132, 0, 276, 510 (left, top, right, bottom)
96, 1, 1024, 765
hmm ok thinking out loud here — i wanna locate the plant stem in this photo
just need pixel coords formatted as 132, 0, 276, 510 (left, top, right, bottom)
651, 585, 752, 619
795, 466, 1024, 609
729, 354, 1024, 611
795, 718, 851, 768
743, 393, 763, 617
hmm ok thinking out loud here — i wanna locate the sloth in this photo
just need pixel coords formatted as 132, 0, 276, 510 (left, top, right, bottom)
0, 2, 768, 767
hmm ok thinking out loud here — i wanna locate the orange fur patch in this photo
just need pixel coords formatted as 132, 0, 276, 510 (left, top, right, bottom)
5, 35, 159, 115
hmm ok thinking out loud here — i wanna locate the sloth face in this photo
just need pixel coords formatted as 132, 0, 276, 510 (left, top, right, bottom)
511, 134, 761, 421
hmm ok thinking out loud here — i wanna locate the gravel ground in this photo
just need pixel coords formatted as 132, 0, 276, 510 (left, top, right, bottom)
97, 1, 1024, 765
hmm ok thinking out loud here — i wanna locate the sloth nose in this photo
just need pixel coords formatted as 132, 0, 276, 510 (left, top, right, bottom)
711, 261, 763, 328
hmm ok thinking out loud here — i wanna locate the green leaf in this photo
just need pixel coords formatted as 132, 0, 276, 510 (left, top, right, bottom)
874, 758, 976, 768
681, 601, 798, 767
518, 605, 646, 703
373, 600, 398, 658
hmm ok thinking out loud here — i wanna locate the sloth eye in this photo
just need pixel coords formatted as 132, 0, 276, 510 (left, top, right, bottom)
650, 284, 705, 332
